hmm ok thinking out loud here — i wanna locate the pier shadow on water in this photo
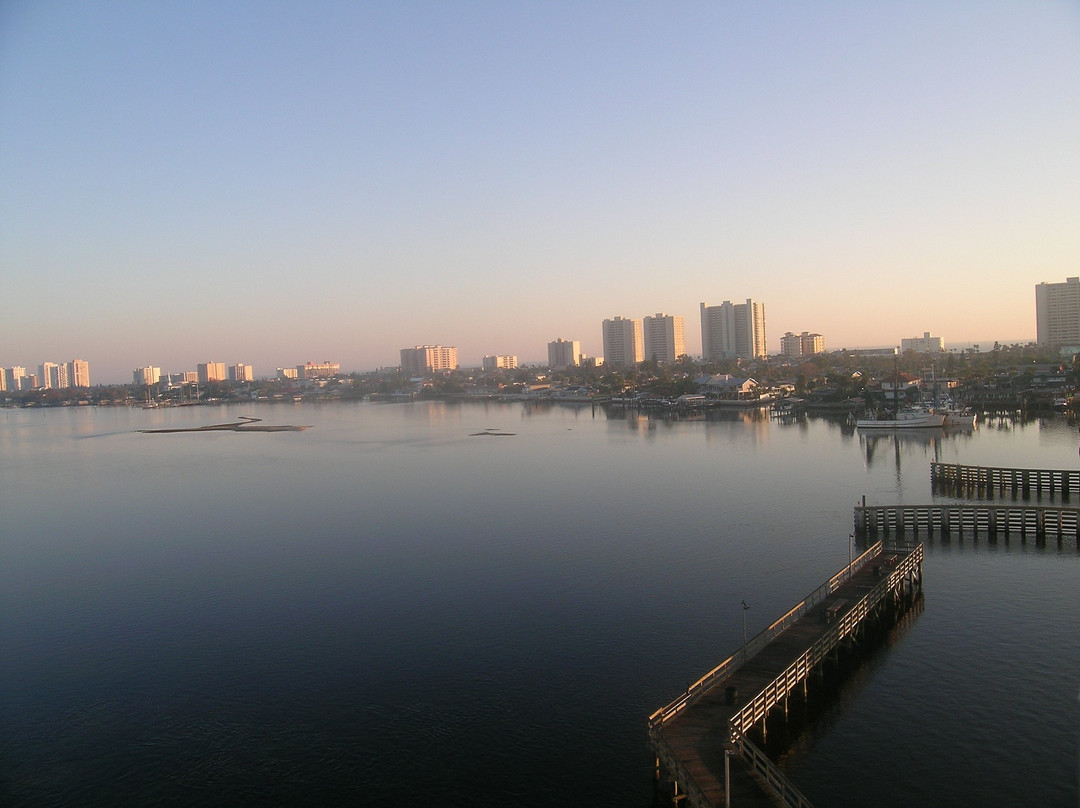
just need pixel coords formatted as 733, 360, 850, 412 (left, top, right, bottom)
762, 595, 925, 769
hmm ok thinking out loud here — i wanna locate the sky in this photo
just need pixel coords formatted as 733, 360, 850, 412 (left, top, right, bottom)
2, 1, 1078, 383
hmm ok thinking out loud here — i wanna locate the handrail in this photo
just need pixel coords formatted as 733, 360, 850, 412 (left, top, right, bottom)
649, 542, 923, 808
648, 542, 920, 808
854, 503, 1080, 540
648, 723, 711, 808
730, 727, 815, 808
649, 542, 882, 727
730, 545, 923, 735
930, 460, 1079, 477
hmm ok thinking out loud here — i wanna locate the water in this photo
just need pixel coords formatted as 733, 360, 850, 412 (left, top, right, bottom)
1, 402, 1077, 807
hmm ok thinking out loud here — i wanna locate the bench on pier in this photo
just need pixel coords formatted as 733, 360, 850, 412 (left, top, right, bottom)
823, 599, 848, 623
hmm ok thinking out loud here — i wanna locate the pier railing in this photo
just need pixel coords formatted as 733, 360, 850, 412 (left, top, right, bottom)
930, 462, 1079, 499
648, 541, 884, 729
729, 544, 923, 736
854, 503, 1080, 542
730, 727, 815, 808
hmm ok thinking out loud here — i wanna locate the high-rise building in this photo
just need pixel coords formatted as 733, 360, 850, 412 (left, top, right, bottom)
6, 367, 26, 391
700, 299, 767, 360
482, 355, 517, 370
780, 332, 825, 358
1036, 278, 1080, 349
901, 332, 944, 353
66, 359, 90, 387
547, 338, 582, 369
601, 316, 644, 367
400, 346, 458, 376
297, 362, 340, 379
643, 313, 686, 364
133, 366, 162, 385
197, 362, 226, 384
230, 364, 254, 382
39, 362, 60, 389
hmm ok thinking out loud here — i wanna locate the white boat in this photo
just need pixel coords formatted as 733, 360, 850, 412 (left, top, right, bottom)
856, 409, 945, 429
939, 408, 977, 427
859, 358, 946, 429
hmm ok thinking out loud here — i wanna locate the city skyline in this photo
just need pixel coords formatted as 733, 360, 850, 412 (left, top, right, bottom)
3, 2, 1077, 384
0, 312, 1036, 389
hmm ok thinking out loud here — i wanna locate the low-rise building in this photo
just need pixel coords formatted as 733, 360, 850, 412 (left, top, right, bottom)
697, 373, 759, 399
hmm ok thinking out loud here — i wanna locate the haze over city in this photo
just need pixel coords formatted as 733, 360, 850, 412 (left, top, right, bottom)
2, 1, 1078, 384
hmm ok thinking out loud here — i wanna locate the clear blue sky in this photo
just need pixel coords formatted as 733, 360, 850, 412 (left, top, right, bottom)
2, 1, 1078, 383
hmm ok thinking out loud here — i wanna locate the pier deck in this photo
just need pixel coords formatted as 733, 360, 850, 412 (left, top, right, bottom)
649, 543, 922, 808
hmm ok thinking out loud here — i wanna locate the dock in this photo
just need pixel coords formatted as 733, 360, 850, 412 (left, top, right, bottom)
854, 502, 1080, 545
930, 461, 1079, 500
649, 542, 923, 807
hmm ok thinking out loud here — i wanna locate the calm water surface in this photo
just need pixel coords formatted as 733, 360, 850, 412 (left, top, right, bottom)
1, 402, 1077, 806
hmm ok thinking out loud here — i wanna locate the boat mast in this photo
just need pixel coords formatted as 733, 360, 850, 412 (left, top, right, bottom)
893, 353, 900, 419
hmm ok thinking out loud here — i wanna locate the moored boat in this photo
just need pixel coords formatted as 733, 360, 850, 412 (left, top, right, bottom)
939, 408, 977, 427
856, 409, 945, 429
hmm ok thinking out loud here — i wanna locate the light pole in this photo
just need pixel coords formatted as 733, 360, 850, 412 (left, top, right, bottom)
741, 600, 750, 650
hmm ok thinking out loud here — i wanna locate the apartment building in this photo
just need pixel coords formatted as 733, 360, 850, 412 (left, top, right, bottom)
482, 355, 518, 370
700, 299, 767, 360
643, 313, 686, 364
780, 331, 825, 358
1036, 278, 1080, 349
400, 346, 458, 376
547, 338, 582, 369
601, 316, 643, 367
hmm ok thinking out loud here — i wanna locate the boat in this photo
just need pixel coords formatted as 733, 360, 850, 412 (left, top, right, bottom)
856, 409, 945, 429
939, 407, 977, 428
931, 386, 978, 427
857, 357, 946, 429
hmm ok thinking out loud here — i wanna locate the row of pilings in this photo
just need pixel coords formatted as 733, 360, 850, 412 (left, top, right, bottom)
930, 462, 1079, 501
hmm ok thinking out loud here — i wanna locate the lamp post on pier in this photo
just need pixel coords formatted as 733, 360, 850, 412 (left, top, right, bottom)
741, 600, 750, 650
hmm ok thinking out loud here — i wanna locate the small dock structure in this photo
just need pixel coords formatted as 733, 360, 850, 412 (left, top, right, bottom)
854, 503, 1080, 545
930, 461, 1080, 501
649, 542, 923, 807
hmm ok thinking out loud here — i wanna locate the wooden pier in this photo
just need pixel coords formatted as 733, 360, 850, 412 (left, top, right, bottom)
648, 542, 923, 808
854, 503, 1080, 544
930, 461, 1080, 500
